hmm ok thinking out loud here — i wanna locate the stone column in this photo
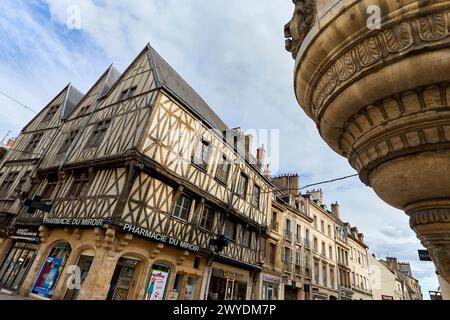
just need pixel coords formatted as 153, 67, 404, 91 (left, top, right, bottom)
285, 0, 450, 294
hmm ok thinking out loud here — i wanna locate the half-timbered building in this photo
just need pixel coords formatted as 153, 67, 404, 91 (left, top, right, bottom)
0, 84, 83, 294
1, 44, 272, 300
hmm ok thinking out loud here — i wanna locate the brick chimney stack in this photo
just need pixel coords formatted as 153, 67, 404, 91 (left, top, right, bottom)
331, 202, 340, 219
256, 144, 266, 170
386, 257, 399, 272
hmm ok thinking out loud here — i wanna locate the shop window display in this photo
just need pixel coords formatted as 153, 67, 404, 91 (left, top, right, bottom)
32, 242, 71, 298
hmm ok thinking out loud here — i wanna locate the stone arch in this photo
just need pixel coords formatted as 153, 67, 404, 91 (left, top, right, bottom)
57, 241, 98, 300
30, 240, 72, 299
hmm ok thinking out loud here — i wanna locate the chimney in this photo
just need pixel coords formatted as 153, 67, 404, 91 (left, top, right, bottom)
307, 189, 324, 206
6, 138, 15, 148
272, 174, 300, 197
331, 202, 340, 219
386, 257, 399, 271
256, 145, 266, 170
244, 134, 253, 160
263, 164, 271, 180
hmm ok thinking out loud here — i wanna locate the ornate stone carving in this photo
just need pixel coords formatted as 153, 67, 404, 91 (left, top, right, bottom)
309, 10, 450, 116
289, 0, 450, 290
340, 82, 450, 183
284, 0, 316, 59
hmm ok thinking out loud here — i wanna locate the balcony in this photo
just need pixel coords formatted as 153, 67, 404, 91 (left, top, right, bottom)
304, 239, 310, 250
295, 264, 302, 275
284, 231, 292, 241
283, 259, 292, 272
304, 267, 312, 278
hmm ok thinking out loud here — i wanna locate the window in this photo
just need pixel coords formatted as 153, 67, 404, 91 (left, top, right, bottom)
192, 139, 211, 171
313, 215, 317, 228
314, 262, 319, 284
16, 171, 31, 194
322, 241, 326, 256
77, 104, 91, 117
87, 119, 110, 148
282, 246, 291, 262
69, 174, 90, 198
252, 185, 261, 209
0, 172, 19, 197
59, 129, 79, 154
329, 245, 333, 259
330, 268, 335, 289
215, 155, 230, 184
268, 243, 276, 268
118, 86, 137, 101
285, 219, 291, 236
320, 220, 325, 233
313, 237, 318, 252
296, 224, 301, 242
322, 265, 327, 287
26, 133, 43, 153
42, 105, 59, 123
42, 175, 58, 201
237, 173, 248, 198
172, 194, 192, 221
199, 205, 215, 231
242, 229, 251, 247
327, 225, 331, 237
224, 220, 236, 241
32, 242, 71, 298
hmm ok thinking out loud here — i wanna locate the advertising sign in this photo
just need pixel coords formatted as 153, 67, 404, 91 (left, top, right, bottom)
145, 269, 169, 300
418, 249, 432, 261
32, 257, 63, 296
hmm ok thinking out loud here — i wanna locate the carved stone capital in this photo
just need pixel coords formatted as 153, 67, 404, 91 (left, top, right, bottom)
284, 0, 316, 59
409, 208, 450, 283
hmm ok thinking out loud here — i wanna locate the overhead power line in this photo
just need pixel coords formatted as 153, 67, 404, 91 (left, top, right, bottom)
246, 173, 359, 196
0, 90, 37, 113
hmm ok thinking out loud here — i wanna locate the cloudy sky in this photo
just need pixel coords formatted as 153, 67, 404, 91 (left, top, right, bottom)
0, 0, 438, 297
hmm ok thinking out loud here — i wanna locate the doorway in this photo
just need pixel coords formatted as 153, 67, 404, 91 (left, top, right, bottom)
63, 255, 94, 300
107, 257, 139, 300
0, 243, 36, 292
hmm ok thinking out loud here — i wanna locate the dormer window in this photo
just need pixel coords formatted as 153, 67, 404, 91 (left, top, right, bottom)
26, 133, 44, 153
77, 104, 91, 117
118, 86, 137, 102
58, 129, 79, 154
86, 119, 111, 148
42, 105, 59, 123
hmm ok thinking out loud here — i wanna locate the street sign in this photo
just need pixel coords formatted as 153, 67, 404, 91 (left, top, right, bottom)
23, 195, 52, 214
418, 249, 432, 261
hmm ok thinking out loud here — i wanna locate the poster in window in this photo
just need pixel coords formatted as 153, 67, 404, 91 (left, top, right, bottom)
32, 257, 63, 296
145, 269, 169, 300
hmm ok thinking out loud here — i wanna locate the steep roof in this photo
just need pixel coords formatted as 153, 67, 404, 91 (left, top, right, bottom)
61, 84, 84, 120
147, 44, 228, 132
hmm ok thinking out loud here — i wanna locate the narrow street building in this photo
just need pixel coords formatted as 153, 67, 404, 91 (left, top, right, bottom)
0, 44, 272, 300
303, 190, 339, 300
0, 85, 83, 294
346, 224, 372, 300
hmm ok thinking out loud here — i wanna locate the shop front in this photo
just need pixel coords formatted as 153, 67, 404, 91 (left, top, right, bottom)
207, 262, 251, 300
0, 224, 40, 294
261, 273, 281, 300
20, 225, 206, 300
311, 286, 339, 300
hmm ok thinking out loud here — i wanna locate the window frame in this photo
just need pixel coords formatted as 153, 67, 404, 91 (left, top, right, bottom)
199, 205, 215, 231
172, 194, 193, 222
86, 119, 111, 149
237, 173, 248, 199
252, 184, 261, 209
